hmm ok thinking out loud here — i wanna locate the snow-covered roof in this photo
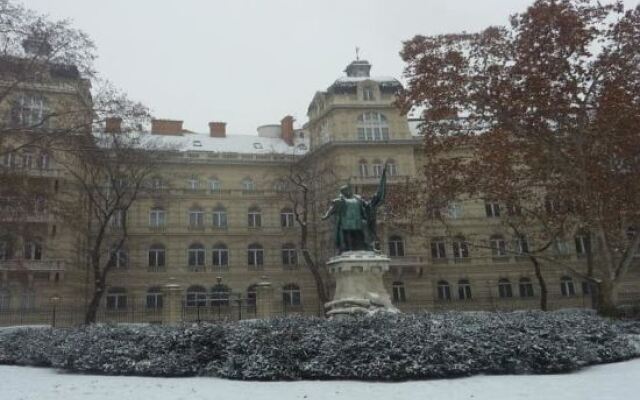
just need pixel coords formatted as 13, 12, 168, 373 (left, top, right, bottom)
333, 76, 399, 83
408, 119, 423, 136
146, 132, 307, 155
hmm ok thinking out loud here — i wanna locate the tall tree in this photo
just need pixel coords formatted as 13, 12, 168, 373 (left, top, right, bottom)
398, 0, 640, 314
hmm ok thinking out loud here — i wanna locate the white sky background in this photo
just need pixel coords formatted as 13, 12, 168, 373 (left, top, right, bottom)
26, 0, 639, 135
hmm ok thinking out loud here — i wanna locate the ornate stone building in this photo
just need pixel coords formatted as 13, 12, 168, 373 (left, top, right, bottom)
1, 59, 638, 323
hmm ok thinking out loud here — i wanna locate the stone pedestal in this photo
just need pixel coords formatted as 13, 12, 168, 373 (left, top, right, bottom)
255, 278, 275, 319
162, 278, 182, 325
325, 251, 398, 317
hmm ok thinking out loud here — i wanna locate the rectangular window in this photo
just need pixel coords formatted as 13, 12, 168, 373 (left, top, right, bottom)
363, 87, 375, 101
213, 211, 227, 228
189, 211, 204, 227
392, 285, 406, 303
248, 249, 264, 266
248, 212, 261, 228
452, 240, 469, 259
149, 209, 165, 227
281, 212, 294, 228
212, 249, 229, 267
485, 202, 501, 217
431, 240, 447, 259
282, 249, 297, 265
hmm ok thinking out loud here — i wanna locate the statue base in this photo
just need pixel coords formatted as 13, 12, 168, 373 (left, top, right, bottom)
324, 251, 399, 317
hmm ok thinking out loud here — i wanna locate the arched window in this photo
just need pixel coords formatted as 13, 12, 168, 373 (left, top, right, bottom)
108, 246, 128, 269
241, 178, 255, 191
498, 278, 513, 298
23, 238, 43, 261
280, 208, 295, 228
210, 284, 231, 306
392, 281, 406, 303
356, 112, 389, 141
437, 280, 451, 301
209, 177, 221, 192
146, 286, 163, 309
188, 243, 205, 267
148, 244, 166, 270
212, 205, 227, 228
452, 237, 469, 261
388, 235, 405, 257
362, 86, 375, 101
248, 206, 262, 228
185, 285, 207, 307
0, 288, 10, 311
282, 243, 297, 266
458, 279, 472, 300
106, 287, 127, 310
386, 159, 398, 176
12, 94, 48, 128
490, 235, 508, 258
372, 159, 384, 177
247, 284, 257, 307
149, 207, 166, 227
248, 243, 264, 267
515, 235, 529, 255
574, 233, 590, 256
188, 206, 204, 228
358, 159, 369, 177
519, 278, 534, 297
282, 283, 301, 306
560, 276, 575, 297
212, 243, 229, 267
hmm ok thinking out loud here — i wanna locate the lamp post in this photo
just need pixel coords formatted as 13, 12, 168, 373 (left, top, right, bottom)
49, 294, 61, 328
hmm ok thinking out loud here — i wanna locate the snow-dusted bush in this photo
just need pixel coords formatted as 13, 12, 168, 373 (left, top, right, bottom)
0, 310, 638, 380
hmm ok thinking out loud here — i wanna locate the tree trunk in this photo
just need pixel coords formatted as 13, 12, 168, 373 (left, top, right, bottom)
302, 249, 328, 304
84, 274, 105, 325
596, 278, 619, 316
530, 256, 548, 311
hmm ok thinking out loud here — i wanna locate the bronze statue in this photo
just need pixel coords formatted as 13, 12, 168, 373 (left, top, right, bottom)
322, 164, 387, 253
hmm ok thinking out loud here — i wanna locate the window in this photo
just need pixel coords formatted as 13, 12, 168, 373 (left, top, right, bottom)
146, 287, 163, 309
248, 243, 264, 267
188, 243, 205, 267
362, 86, 375, 101
358, 160, 369, 177
22, 151, 33, 169
108, 246, 128, 269
386, 160, 398, 176
515, 235, 529, 255
106, 287, 127, 310
247, 284, 257, 307
560, 276, 576, 297
23, 239, 42, 260
437, 280, 451, 301
148, 244, 166, 269
150, 176, 164, 190
149, 208, 166, 227
372, 160, 384, 177
12, 94, 47, 128
212, 205, 228, 228
498, 278, 513, 298
3, 150, 17, 168
575, 234, 590, 256
388, 235, 405, 257
187, 175, 199, 191
554, 239, 570, 255
282, 283, 301, 306
519, 278, 535, 297
458, 279, 472, 300
452, 237, 469, 260
545, 197, 561, 214
248, 206, 262, 228
506, 202, 522, 216
188, 208, 204, 228
34, 195, 46, 215
282, 243, 297, 266
212, 243, 229, 267
20, 289, 35, 311
253, 142, 263, 149
0, 289, 10, 311
485, 201, 501, 217
356, 112, 389, 141
209, 178, 221, 192
210, 284, 230, 306
193, 140, 202, 147
447, 201, 463, 219
490, 235, 508, 258
392, 281, 406, 303
185, 285, 207, 307
111, 209, 126, 229
280, 208, 295, 228
0, 239, 13, 260
582, 281, 593, 296
431, 238, 447, 260
241, 178, 255, 191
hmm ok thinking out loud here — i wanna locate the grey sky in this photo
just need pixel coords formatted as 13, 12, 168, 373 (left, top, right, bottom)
27, 0, 637, 135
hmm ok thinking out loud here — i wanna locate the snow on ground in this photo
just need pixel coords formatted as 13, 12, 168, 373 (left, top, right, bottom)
3, 359, 640, 400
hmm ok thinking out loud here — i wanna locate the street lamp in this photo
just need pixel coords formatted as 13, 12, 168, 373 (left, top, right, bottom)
49, 294, 61, 328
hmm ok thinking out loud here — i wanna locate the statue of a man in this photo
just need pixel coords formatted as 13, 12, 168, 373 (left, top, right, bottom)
322, 165, 387, 253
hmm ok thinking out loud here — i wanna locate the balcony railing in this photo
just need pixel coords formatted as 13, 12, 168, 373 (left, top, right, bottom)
0, 259, 65, 271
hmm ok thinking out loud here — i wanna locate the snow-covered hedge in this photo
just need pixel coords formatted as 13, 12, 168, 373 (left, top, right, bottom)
1, 310, 638, 380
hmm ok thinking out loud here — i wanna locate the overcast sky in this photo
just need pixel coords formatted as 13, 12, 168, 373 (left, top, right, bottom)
27, 0, 637, 135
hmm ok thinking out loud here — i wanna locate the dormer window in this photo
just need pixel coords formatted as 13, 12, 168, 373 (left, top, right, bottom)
253, 143, 263, 149
363, 87, 375, 101
193, 140, 202, 147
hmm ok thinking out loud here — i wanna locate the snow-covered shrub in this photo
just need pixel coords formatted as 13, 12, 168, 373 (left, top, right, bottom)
0, 310, 638, 380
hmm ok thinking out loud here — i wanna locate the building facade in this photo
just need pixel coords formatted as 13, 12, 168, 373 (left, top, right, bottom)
1, 59, 639, 324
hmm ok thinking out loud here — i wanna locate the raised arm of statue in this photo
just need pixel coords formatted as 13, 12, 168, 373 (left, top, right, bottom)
322, 199, 338, 220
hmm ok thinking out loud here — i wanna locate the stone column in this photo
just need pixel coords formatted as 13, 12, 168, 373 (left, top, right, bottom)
163, 278, 182, 325
255, 277, 275, 319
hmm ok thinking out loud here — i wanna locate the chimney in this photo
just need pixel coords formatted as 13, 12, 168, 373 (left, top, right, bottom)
280, 115, 294, 146
209, 122, 226, 137
105, 117, 122, 133
151, 119, 183, 135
